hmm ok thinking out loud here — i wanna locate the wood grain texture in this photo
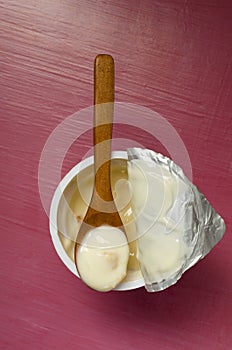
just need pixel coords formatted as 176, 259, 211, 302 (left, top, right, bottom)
1, 1, 232, 349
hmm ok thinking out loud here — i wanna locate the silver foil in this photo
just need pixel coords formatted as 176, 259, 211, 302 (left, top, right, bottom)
127, 148, 226, 292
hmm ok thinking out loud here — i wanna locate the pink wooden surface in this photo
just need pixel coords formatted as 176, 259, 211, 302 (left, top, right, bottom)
1, 0, 232, 349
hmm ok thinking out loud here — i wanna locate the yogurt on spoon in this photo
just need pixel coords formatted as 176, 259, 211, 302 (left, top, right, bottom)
76, 225, 129, 291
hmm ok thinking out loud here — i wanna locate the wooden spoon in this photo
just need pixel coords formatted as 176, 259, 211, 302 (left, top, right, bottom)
74, 54, 127, 260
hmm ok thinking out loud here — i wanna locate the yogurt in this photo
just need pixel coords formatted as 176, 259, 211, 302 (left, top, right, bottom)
59, 157, 192, 291
76, 225, 129, 291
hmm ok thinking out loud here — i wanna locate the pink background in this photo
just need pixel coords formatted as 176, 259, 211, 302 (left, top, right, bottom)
1, 1, 232, 349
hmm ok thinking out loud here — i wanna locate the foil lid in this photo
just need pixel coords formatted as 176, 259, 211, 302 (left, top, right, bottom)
127, 148, 226, 292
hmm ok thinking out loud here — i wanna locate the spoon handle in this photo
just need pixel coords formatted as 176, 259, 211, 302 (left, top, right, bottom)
94, 54, 114, 202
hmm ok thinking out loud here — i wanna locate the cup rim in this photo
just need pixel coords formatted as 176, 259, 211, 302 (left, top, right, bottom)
49, 151, 145, 291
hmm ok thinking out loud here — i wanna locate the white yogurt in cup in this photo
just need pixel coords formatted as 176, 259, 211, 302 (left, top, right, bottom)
50, 150, 193, 292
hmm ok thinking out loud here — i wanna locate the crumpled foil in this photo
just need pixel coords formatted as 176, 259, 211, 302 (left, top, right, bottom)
127, 148, 226, 292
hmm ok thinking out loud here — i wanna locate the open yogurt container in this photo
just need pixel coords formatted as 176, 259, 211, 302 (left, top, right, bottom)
50, 147, 226, 292
49, 151, 144, 291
